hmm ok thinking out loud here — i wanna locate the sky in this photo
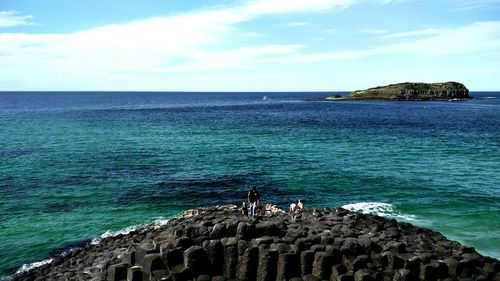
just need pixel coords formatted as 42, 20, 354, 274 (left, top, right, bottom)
1, 0, 500, 91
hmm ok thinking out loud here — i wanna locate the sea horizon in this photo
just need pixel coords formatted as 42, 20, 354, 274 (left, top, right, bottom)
1, 90, 500, 93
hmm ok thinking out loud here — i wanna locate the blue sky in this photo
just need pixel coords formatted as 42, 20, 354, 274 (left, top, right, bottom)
1, 0, 500, 91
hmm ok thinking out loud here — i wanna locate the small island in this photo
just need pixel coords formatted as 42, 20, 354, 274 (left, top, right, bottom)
325, 82, 471, 101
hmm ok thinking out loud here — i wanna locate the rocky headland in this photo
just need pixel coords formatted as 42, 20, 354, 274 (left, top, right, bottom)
11, 204, 499, 281
324, 82, 471, 101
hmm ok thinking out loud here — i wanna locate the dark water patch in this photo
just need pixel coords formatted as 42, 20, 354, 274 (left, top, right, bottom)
439, 189, 500, 205
116, 174, 252, 205
297, 118, 324, 126
6, 266, 19, 276
246, 154, 275, 161
47, 238, 93, 257
50, 175, 98, 186
0, 182, 39, 198
57, 103, 267, 123
115, 173, 291, 207
98, 160, 178, 181
0, 148, 37, 160
100, 167, 175, 181
41, 202, 83, 214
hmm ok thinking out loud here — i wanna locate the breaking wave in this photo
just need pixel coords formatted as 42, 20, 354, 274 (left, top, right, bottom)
14, 258, 54, 275
13, 217, 172, 278
341, 202, 416, 222
91, 217, 171, 245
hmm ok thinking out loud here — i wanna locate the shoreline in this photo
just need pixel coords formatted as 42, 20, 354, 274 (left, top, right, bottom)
10, 204, 500, 281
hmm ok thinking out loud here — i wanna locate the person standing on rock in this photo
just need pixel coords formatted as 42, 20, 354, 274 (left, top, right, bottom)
289, 201, 298, 219
247, 186, 260, 217
297, 199, 303, 211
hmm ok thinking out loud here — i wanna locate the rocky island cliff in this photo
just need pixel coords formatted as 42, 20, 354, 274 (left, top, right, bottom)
326, 82, 470, 101
11, 205, 499, 281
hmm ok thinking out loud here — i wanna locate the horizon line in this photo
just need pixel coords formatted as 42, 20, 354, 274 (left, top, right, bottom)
1, 90, 500, 93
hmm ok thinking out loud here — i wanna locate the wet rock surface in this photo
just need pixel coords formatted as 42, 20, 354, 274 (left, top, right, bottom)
12, 205, 499, 281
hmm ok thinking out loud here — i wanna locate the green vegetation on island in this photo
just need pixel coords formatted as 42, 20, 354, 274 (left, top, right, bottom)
327, 82, 470, 101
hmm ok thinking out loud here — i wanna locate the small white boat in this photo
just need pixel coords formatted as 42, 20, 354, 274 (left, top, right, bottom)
262, 95, 268, 101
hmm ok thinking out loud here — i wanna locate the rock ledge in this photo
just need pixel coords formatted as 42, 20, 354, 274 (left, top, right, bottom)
12, 205, 499, 281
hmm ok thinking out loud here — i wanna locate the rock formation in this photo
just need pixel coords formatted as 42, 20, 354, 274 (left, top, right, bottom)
11, 204, 499, 281
326, 82, 470, 101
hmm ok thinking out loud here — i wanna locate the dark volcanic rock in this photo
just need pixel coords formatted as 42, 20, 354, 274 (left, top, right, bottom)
10, 204, 500, 281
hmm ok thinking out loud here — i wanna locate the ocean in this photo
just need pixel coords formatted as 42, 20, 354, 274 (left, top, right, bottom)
0, 91, 499, 276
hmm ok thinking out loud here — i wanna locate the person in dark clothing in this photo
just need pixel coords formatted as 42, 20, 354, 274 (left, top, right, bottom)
247, 186, 260, 217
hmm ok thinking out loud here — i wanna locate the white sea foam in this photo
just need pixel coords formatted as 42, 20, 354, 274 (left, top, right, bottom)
10, 217, 173, 279
341, 202, 416, 222
14, 258, 54, 275
91, 224, 141, 245
91, 217, 171, 245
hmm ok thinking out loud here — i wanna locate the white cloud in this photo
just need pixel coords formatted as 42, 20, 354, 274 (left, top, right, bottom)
281, 22, 310, 27
360, 29, 389, 34
0, 0, 359, 90
0, 11, 34, 27
324, 28, 338, 33
266, 21, 500, 62
377, 0, 396, 4
383, 28, 445, 39
241, 0, 355, 15
377, 0, 409, 4
3, 0, 498, 91
0, 11, 250, 73
448, 0, 500, 10
159, 44, 306, 73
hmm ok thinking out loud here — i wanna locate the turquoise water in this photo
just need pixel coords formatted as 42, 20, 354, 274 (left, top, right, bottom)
0, 92, 499, 276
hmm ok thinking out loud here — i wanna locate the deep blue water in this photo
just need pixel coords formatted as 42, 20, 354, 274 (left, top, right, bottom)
0, 91, 499, 276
